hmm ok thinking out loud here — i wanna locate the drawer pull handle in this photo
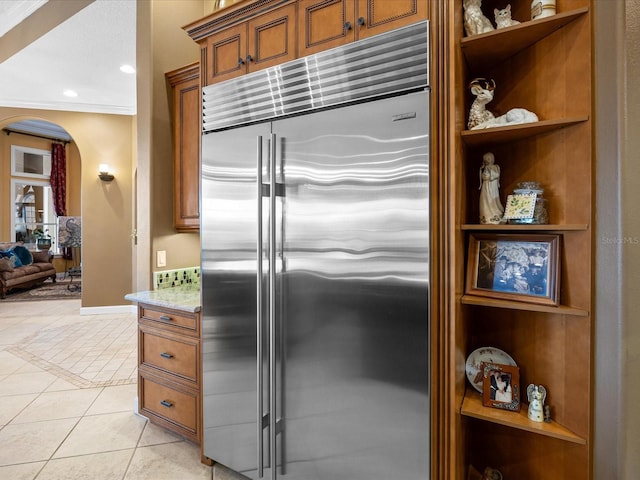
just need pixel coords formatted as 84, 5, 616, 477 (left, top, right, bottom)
159, 315, 173, 322
160, 352, 174, 359
160, 400, 173, 408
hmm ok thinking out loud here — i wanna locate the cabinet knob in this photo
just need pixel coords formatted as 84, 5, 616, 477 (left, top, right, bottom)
246, 54, 254, 63
160, 352, 174, 359
358, 17, 365, 26
160, 400, 173, 408
238, 57, 245, 66
344, 21, 352, 31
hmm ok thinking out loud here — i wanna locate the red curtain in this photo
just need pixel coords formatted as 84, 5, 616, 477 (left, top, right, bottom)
50, 143, 67, 216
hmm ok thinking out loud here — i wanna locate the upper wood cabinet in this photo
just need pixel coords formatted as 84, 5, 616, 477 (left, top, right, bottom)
185, 0, 427, 86
203, 2, 297, 84
166, 63, 200, 232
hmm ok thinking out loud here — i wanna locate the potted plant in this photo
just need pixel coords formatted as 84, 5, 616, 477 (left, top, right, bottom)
33, 228, 52, 250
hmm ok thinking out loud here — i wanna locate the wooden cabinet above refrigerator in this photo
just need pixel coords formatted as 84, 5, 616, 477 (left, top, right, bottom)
183, 0, 427, 86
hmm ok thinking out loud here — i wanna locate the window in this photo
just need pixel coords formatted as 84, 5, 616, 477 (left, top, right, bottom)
11, 145, 52, 179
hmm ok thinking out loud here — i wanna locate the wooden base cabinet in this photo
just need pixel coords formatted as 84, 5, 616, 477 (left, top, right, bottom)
137, 304, 211, 464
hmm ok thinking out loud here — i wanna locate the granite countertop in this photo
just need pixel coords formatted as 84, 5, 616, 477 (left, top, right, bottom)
125, 284, 201, 313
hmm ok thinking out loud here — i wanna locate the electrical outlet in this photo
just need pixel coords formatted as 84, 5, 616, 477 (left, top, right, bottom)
157, 250, 167, 267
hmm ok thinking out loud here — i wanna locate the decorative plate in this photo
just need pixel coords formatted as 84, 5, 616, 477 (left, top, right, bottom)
465, 347, 517, 393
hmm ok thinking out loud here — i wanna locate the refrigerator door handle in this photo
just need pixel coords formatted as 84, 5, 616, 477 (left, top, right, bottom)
256, 135, 266, 478
269, 132, 278, 479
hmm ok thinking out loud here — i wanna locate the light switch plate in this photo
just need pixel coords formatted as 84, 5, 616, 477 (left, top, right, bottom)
157, 250, 167, 267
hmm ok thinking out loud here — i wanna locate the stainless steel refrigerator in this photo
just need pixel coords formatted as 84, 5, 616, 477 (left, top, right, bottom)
201, 22, 430, 480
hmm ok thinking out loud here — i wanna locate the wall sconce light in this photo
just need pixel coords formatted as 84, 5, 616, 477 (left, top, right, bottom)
98, 164, 114, 182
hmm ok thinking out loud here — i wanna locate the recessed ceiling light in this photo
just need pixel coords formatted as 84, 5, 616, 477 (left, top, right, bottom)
63, 89, 78, 97
120, 64, 135, 74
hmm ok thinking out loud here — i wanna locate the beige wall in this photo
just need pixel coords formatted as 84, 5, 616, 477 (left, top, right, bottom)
0, 109, 134, 307
620, 0, 640, 476
135, 0, 208, 292
595, 0, 640, 477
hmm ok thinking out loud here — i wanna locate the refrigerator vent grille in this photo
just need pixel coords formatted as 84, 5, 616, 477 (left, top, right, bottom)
202, 21, 429, 132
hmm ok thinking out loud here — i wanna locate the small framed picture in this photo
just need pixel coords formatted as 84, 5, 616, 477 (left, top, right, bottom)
465, 233, 561, 306
481, 362, 520, 412
503, 193, 537, 221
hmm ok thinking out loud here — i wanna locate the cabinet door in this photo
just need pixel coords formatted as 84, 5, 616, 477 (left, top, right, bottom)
298, 0, 356, 57
356, 0, 427, 39
173, 73, 200, 232
246, 3, 297, 73
205, 23, 247, 84
166, 63, 200, 231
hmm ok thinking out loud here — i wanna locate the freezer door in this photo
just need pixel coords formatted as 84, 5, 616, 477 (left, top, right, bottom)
274, 91, 430, 479
201, 123, 272, 479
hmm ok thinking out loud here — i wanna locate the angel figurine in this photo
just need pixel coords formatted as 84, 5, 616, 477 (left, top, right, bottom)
527, 384, 547, 422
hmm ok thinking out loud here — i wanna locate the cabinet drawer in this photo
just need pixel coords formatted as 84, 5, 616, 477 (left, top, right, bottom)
140, 375, 198, 433
140, 327, 198, 383
139, 304, 199, 335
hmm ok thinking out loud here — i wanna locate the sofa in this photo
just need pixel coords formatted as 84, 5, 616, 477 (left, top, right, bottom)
0, 242, 57, 298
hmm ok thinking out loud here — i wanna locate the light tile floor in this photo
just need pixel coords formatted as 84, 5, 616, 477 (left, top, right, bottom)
0, 298, 213, 480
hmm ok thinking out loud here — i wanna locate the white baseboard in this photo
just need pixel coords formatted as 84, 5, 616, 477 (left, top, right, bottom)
80, 304, 136, 316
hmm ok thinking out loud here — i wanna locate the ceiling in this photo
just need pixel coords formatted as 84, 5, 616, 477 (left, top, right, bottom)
0, 0, 136, 116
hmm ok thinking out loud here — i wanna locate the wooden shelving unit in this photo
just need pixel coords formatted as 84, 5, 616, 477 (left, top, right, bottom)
460, 7, 589, 70
460, 294, 589, 316
461, 224, 588, 231
460, 390, 586, 444
450, 1, 594, 478
460, 117, 588, 147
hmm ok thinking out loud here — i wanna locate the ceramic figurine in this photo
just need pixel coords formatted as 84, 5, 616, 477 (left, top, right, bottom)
463, 0, 495, 37
467, 78, 539, 130
527, 384, 547, 422
482, 467, 503, 480
544, 404, 552, 423
479, 152, 504, 224
494, 4, 521, 29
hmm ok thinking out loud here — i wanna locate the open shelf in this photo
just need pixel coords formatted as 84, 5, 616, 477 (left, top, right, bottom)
460, 7, 589, 71
461, 224, 588, 232
460, 295, 588, 316
461, 390, 586, 445
461, 117, 588, 147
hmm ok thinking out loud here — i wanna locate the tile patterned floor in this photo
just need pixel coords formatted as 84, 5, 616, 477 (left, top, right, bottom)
0, 298, 212, 480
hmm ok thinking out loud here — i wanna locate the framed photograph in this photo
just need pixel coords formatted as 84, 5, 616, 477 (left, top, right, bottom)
465, 233, 561, 306
481, 362, 520, 412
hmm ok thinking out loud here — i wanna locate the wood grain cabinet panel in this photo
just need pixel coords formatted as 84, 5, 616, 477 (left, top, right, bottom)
357, 0, 426, 38
298, 0, 355, 56
140, 326, 199, 383
247, 3, 297, 72
167, 63, 200, 232
205, 3, 296, 84
206, 24, 247, 84
140, 372, 199, 436
298, 0, 425, 57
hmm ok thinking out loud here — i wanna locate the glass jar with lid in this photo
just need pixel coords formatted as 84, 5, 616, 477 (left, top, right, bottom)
508, 181, 549, 224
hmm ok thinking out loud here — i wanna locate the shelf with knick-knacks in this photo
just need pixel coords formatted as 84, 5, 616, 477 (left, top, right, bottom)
461, 6, 589, 71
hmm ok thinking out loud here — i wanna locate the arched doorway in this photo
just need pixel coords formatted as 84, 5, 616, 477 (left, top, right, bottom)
2, 118, 82, 293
